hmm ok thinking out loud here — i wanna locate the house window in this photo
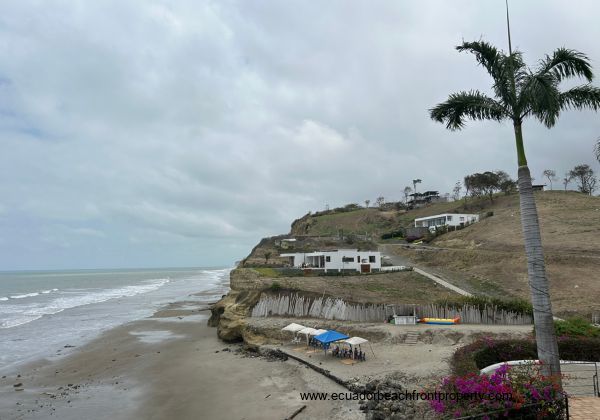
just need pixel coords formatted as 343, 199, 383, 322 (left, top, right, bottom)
369, 255, 376, 263
447, 215, 452, 221
356, 256, 360, 262
325, 256, 331, 262
460, 216, 465, 221
342, 257, 354, 263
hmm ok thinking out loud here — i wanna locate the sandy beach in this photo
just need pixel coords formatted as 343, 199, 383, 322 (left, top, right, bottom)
0, 295, 362, 420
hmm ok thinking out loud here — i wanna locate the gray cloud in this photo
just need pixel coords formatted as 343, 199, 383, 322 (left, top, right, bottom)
1, 0, 599, 269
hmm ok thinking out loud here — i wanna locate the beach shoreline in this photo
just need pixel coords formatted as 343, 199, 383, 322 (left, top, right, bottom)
0, 289, 362, 420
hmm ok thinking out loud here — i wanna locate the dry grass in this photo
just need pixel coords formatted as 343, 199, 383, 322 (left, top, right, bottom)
388, 191, 600, 318
232, 268, 459, 305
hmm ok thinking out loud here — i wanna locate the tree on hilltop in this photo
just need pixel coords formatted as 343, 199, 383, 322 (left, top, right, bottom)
569, 164, 597, 195
543, 169, 557, 190
403, 186, 412, 204
562, 173, 573, 192
412, 179, 422, 195
452, 181, 462, 201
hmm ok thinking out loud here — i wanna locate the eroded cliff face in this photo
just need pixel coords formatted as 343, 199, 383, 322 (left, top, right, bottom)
208, 269, 265, 343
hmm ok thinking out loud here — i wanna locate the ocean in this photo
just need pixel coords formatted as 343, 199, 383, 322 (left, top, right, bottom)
0, 267, 231, 372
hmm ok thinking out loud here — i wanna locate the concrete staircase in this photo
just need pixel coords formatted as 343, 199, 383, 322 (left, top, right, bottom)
404, 331, 419, 345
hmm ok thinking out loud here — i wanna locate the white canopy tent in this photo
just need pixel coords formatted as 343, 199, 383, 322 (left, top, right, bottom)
281, 323, 306, 333
309, 329, 327, 336
297, 327, 317, 345
343, 336, 375, 358
344, 337, 369, 346
281, 323, 306, 344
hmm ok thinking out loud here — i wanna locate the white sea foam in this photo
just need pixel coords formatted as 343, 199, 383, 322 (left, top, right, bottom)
0, 278, 170, 329
9, 292, 40, 299
0, 297, 8, 301
40, 289, 58, 294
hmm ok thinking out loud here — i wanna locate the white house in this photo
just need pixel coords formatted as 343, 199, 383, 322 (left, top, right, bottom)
280, 249, 381, 273
414, 213, 479, 231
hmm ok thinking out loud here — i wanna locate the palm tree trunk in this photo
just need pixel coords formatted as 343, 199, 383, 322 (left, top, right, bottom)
515, 123, 562, 381
517, 166, 561, 379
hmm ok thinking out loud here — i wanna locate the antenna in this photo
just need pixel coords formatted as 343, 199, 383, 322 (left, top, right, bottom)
505, 0, 513, 55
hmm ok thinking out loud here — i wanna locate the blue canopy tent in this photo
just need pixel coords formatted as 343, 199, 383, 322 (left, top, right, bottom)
313, 330, 349, 353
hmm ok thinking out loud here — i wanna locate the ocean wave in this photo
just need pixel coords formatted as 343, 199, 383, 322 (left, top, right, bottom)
9, 292, 40, 299
0, 278, 170, 329
4, 288, 60, 300
41, 289, 59, 294
194, 268, 232, 284
0, 315, 43, 329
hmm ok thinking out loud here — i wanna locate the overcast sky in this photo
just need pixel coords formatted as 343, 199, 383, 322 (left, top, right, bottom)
1, 1, 599, 270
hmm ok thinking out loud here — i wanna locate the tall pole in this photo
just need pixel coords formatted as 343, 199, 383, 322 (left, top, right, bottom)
505, 0, 513, 55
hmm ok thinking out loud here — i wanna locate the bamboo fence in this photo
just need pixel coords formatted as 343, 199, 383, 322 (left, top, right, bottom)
250, 293, 532, 325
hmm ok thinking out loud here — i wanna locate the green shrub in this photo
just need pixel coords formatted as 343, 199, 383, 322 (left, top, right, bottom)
554, 317, 600, 338
269, 281, 282, 291
380, 229, 404, 240
434, 295, 533, 316
473, 339, 537, 370
451, 336, 600, 375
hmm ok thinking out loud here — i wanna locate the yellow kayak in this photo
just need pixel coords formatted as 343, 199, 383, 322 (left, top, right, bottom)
420, 317, 460, 325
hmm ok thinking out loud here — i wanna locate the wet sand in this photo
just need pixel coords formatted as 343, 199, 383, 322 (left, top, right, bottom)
0, 298, 361, 420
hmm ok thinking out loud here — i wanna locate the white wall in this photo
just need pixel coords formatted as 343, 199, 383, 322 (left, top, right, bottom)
414, 213, 479, 228
280, 249, 381, 272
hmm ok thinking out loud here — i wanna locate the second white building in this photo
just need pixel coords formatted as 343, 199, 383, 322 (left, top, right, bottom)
414, 213, 479, 231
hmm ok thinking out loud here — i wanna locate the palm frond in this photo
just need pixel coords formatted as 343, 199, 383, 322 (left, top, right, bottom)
519, 72, 561, 127
456, 41, 504, 78
537, 48, 594, 82
456, 41, 518, 109
559, 84, 600, 112
429, 91, 508, 130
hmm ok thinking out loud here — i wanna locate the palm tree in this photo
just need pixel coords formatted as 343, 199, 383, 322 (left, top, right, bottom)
430, 40, 600, 378
595, 138, 600, 163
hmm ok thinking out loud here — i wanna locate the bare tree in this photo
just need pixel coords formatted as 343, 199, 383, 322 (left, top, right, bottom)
452, 181, 462, 201
364, 199, 370, 208
402, 186, 412, 204
563, 173, 573, 192
542, 169, 557, 190
375, 196, 385, 208
589, 177, 598, 195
